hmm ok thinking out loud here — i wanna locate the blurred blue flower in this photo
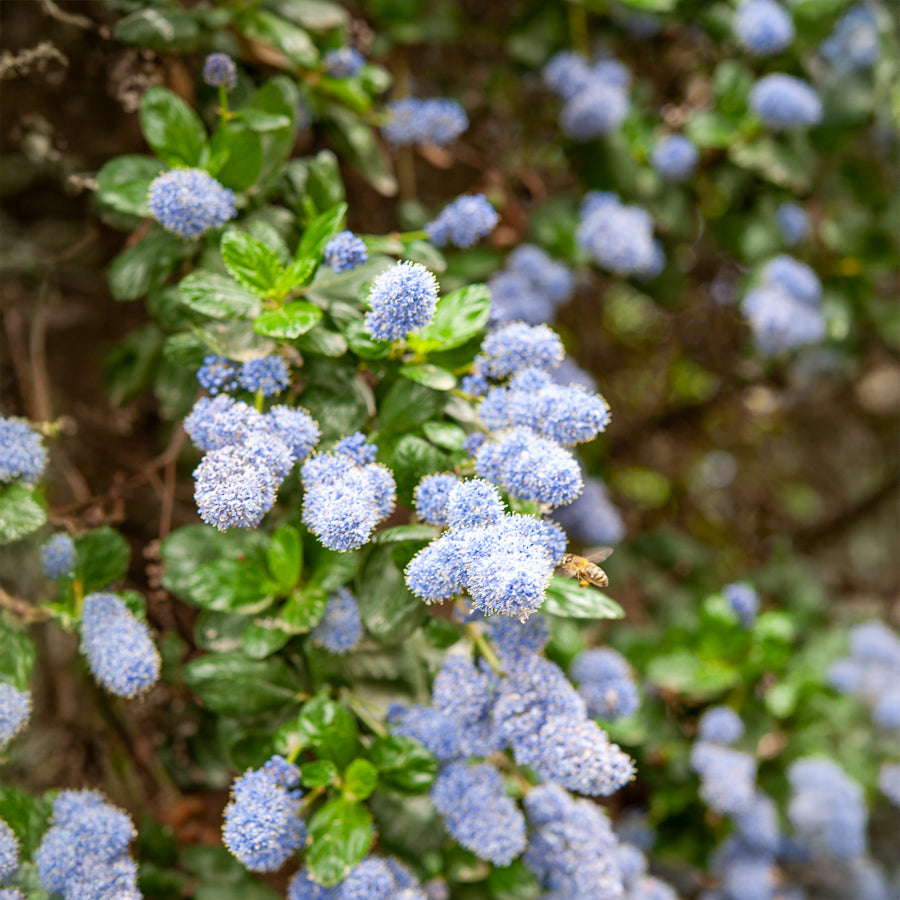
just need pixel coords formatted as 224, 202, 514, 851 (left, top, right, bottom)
724, 582, 760, 628
651, 134, 700, 182
323, 231, 368, 273
749, 74, 822, 129
311, 588, 363, 653
238, 355, 290, 396
0, 417, 46, 483
552, 476, 625, 545
560, 77, 630, 139
0, 818, 18, 885
821, 6, 880, 72
382, 98, 468, 147
776, 203, 810, 245
203, 53, 237, 90
148, 168, 236, 239
42, 533, 75, 579
481, 323, 564, 378
570, 647, 640, 720
323, 47, 365, 78
761, 255, 822, 306
426, 194, 499, 249
698, 706, 745, 745
734, 0, 795, 55
577, 196, 660, 276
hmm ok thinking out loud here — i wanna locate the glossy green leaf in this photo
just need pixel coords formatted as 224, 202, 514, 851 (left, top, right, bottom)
372, 524, 441, 544
388, 434, 447, 501
542, 576, 625, 620
0, 620, 36, 691
239, 10, 319, 67
399, 363, 456, 390
113, 8, 201, 51
300, 759, 339, 788
139, 86, 207, 167
244, 76, 301, 182
410, 284, 491, 353
343, 319, 392, 359
421, 421, 467, 450
356, 545, 426, 642
306, 798, 373, 886
75, 526, 131, 593
241, 620, 293, 659
220, 230, 285, 297
297, 202, 349, 262
0, 483, 45, 545
368, 735, 438, 794
96, 155, 164, 217
378, 379, 444, 433
253, 302, 323, 338
209, 124, 263, 192
179, 272, 260, 319
266, 525, 302, 592
343, 759, 378, 801
295, 326, 348, 357
173, 558, 276, 614
291, 693, 360, 767
280, 588, 328, 633
108, 227, 190, 301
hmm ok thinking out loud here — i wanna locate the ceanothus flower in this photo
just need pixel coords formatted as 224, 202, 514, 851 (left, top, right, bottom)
333, 431, 378, 465
381, 98, 468, 147
391, 704, 462, 762
431, 761, 527, 866
322, 47, 365, 78
486, 615, 549, 663
184, 395, 266, 452
196, 354, 239, 395
560, 77, 630, 139
42, 533, 75, 579
0, 818, 18, 885
724, 582, 760, 627
148, 168, 236, 239
425, 194, 499, 249
576, 194, 660, 276
691, 742, 757, 815
80, 592, 161, 698
323, 231, 368, 273
879, 763, 900, 806
733, 791, 780, 855
266, 404, 320, 462
238, 355, 290, 396
698, 706, 745, 745
570, 647, 640, 720
749, 75, 823, 130
651, 134, 700, 182
0, 888, 25, 899
202, 53, 237, 90
193, 444, 278, 530
431, 653, 496, 725
776, 203, 810, 245
734, 0, 795, 55
444, 478, 505, 529
365, 261, 439, 341
223, 756, 305, 872
414, 473, 462, 527
0, 417, 46, 483
821, 6, 880, 72
0, 684, 30, 750
742, 285, 826, 354
311, 587, 363, 653
340, 858, 395, 900
480, 323, 564, 378
552, 476, 625, 546
542, 51, 593, 100
489, 244, 575, 323
288, 868, 336, 900
761, 255, 822, 307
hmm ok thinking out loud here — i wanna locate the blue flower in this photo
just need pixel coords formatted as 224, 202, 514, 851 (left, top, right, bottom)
697, 706, 745, 745
184, 395, 264, 452
733, 791, 780, 855
0, 417, 46, 483
382, 98, 468, 147
444, 479, 505, 529
203, 53, 238, 90
741, 285, 826, 354
365, 262, 439, 341
288, 869, 337, 900
425, 194, 499, 249
873, 687, 900, 730
403, 533, 470, 602
651, 134, 700, 182
311, 587, 363, 653
223, 758, 306, 872
197, 354, 239, 395
615, 842, 647, 886
0, 818, 19, 885
577, 197, 659, 276
507, 244, 575, 306
749, 74, 822, 129
542, 51, 593, 100
193, 445, 278, 530
431, 653, 496, 725
267, 405, 320, 462
340, 858, 395, 900
570, 648, 639, 720
392, 705, 462, 761
462, 432, 487, 456
879, 763, 900, 807
80, 592, 161, 698
485, 615, 549, 663
776, 203, 810, 245
821, 6, 880, 72
552, 476, 625, 546
148, 168, 236, 239
323, 231, 368, 272
488, 271, 554, 325
761, 255, 822, 307
481, 323, 564, 378
723, 582, 760, 627
238, 355, 290, 396
42, 533, 75, 579
431, 761, 527, 866
734, 0, 795, 55
323, 47, 365, 78
414, 473, 462, 526
560, 77, 630, 139
333, 431, 378, 465
691, 742, 757, 815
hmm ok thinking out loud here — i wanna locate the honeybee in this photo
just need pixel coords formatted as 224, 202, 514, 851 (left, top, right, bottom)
557, 547, 613, 588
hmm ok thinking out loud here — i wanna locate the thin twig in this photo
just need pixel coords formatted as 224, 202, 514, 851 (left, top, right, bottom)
38, 0, 92, 29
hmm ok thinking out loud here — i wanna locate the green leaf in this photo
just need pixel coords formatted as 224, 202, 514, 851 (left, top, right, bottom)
605, 0, 675, 10
183, 651, 300, 716
234, 109, 292, 132
139, 86, 207, 167
253, 302, 323, 339
75, 526, 130, 593
174, 559, 276, 614
239, 10, 319, 68
241, 619, 293, 659
209, 124, 263, 192
686, 111, 740, 149
368, 735, 438, 794
267, 525, 302, 592
421, 421, 467, 450
306, 150, 346, 212
273, 259, 318, 296
0, 785, 53, 858
0, 620, 35, 690
291, 694, 360, 767
300, 759, 339, 788
325, 107, 397, 197
306, 798, 373, 887
297, 202, 349, 262
372, 524, 441, 544
108, 227, 190, 301
343, 759, 378, 802
410, 284, 491, 353
542, 576, 625, 620
220, 230, 285, 297
280, 588, 328, 633
96, 155, 164, 217
295, 326, 348, 357
113, 8, 201, 51
243, 77, 301, 182
179, 271, 261, 319
388, 434, 447, 501
378, 379, 444, 434
356, 545, 426, 642
266, 0, 349, 31
399, 363, 456, 391
0, 483, 45, 545
343, 319, 392, 359
305, 546, 361, 593
645, 648, 742, 699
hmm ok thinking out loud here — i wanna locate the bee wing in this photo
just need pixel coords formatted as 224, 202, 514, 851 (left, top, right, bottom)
583, 546, 614, 564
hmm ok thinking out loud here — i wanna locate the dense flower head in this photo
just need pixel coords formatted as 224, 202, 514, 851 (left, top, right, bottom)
0, 417, 46, 483
365, 261, 439, 341
311, 587, 363, 653
425, 193, 499, 249
560, 77, 630, 139
821, 6, 880, 72
776, 203, 810, 245
322, 47, 365, 78
202, 52, 237, 90
392, 704, 462, 761
615, 842, 647, 886
873, 687, 900, 729
761, 255, 822, 307
288, 868, 336, 900
507, 245, 575, 306
333, 431, 378, 465
552, 476, 625, 545
733, 791, 780, 855
414, 473, 462, 526
542, 51, 593, 100
741, 285, 826, 354
481, 323, 565, 378
238, 355, 290, 396
148, 168, 236, 239
184, 394, 266, 453
36, 789, 138, 899
80, 592, 161, 697
431, 653, 496, 725
691, 742, 757, 815
431, 761, 526, 866
194, 445, 278, 530
734, 0, 795, 55
698, 706, 745, 745
723, 582, 760, 628
577, 196, 660, 276
42, 533, 76, 579
0, 818, 18, 885
323, 231, 368, 273
382, 97, 468, 146
197, 354, 239, 395
267, 405, 320, 462
570, 648, 640, 720
651, 134, 700, 182
223, 757, 305, 872
710, 839, 777, 900
444, 478, 504, 529
749, 74, 823, 129
488, 244, 574, 323
485, 614, 549, 663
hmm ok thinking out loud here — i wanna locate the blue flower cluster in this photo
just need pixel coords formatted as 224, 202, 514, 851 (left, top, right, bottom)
826, 620, 900, 730
311, 587, 363, 653
820, 6, 880, 72
238, 355, 291, 396
723, 582, 760, 628
185, 395, 319, 530
697, 705, 745, 745
288, 857, 426, 900
323, 231, 368, 273
616, 840, 676, 900
41, 533, 75, 579
365, 261, 439, 341
381, 98, 468, 147
690, 739, 757, 815
552, 475, 625, 545
80, 592, 161, 698
733, 0, 795, 56
301, 434, 395, 550
749, 74, 823, 130
196, 354, 239, 395
879, 763, 900, 807
223, 755, 305, 872
577, 192, 664, 278
775, 203, 810, 245
741, 254, 826, 354
479, 322, 565, 378
148, 168, 237, 239
425, 194, 499, 249
35, 789, 140, 899
0, 818, 18, 886
202, 52, 237, 90
488, 244, 574, 324
0, 417, 46, 483
651, 134, 700, 182
570, 647, 639, 720
542, 51, 630, 140
323, 47, 365, 78
0, 684, 30, 750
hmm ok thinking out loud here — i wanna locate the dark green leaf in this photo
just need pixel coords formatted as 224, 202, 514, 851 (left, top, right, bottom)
235, 109, 292, 132
244, 77, 301, 181
239, 10, 319, 67
280, 588, 328, 633
343, 759, 378, 802
368, 735, 438, 794
410, 284, 491, 353
179, 272, 260, 319
344, 319, 392, 359
220, 230, 285, 297
291, 694, 360, 767
686, 111, 740, 149
267, 525, 302, 592
139, 86, 207, 167
399, 363, 456, 390
0, 620, 35, 691
306, 150, 346, 212
253, 302, 323, 339
175, 559, 276, 614
210, 124, 263, 192
0, 483, 45, 544
104, 323, 163, 406
96, 155, 164, 217
325, 107, 397, 197
0, 786, 53, 858
378, 379, 444, 433
356, 545, 426, 642
75, 526, 130, 593
266, 0, 348, 31
388, 434, 447, 501
113, 8, 201, 51
108, 227, 190, 301
300, 759, 339, 788
295, 326, 348, 357
241, 620, 293, 659
305, 546, 361, 593
542, 575, 625, 620
297, 202, 348, 262
306, 798, 373, 886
